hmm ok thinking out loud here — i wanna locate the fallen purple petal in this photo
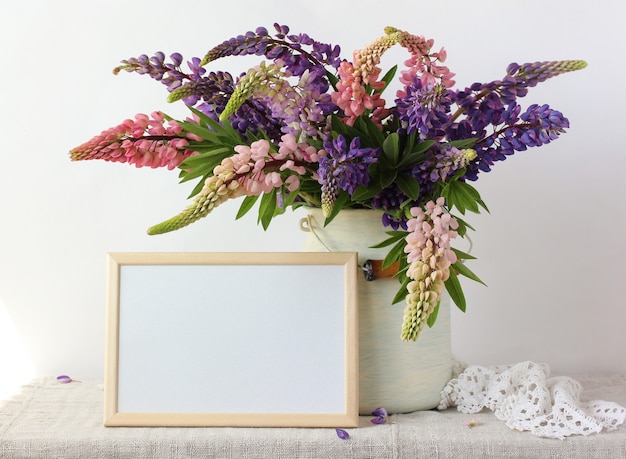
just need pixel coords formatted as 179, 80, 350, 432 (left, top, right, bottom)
371, 407, 388, 418
370, 416, 386, 425
335, 428, 350, 440
56, 375, 81, 383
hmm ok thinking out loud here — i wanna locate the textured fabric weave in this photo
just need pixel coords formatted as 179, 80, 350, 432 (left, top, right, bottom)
1, 375, 626, 458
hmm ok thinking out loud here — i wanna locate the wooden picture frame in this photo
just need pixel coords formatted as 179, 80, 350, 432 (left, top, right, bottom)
104, 252, 359, 428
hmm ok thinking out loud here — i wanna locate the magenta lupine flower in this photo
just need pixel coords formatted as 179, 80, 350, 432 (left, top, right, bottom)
401, 198, 458, 341
70, 112, 196, 170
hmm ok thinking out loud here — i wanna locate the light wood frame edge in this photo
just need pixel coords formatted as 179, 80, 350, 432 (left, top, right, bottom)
103, 251, 359, 428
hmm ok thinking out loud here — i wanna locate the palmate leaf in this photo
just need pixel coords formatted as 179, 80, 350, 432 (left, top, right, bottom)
178, 147, 233, 184
441, 180, 488, 215
187, 106, 243, 144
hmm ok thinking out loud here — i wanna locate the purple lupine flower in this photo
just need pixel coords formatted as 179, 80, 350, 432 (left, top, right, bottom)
421, 144, 477, 183
370, 407, 389, 424
506, 60, 588, 89
462, 103, 569, 181
318, 135, 378, 216
371, 186, 411, 229
395, 77, 453, 139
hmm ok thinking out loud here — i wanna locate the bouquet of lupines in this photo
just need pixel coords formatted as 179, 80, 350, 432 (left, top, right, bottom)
70, 24, 586, 341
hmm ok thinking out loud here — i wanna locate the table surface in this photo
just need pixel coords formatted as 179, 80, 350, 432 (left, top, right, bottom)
1, 375, 625, 459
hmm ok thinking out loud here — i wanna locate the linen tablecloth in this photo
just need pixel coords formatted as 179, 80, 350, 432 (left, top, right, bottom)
1, 375, 625, 458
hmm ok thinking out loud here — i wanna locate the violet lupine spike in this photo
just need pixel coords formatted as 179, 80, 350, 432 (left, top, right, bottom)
395, 77, 454, 139
113, 52, 200, 93
462, 103, 569, 181
318, 135, 378, 216
506, 60, 588, 87
200, 27, 274, 65
450, 60, 586, 124
200, 24, 341, 73
502, 103, 569, 149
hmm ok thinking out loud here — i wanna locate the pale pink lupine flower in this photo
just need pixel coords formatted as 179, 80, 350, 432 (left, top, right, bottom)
401, 198, 458, 341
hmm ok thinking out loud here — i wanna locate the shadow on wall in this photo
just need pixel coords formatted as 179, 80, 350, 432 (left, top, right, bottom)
0, 298, 35, 400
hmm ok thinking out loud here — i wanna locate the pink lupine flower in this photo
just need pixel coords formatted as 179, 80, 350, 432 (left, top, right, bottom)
401, 198, 458, 341
70, 112, 196, 170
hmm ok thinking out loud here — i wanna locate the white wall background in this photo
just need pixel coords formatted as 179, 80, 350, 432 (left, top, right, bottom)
1, 0, 624, 396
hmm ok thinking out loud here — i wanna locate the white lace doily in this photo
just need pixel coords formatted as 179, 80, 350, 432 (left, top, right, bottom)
438, 361, 626, 439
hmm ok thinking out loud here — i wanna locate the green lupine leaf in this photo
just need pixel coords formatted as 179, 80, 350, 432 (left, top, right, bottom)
392, 276, 411, 305
351, 181, 383, 202
326, 70, 339, 90
258, 189, 277, 230
451, 247, 477, 260
369, 231, 409, 248
186, 177, 209, 199
395, 173, 420, 201
452, 260, 486, 286
448, 138, 478, 149
382, 238, 407, 270
363, 117, 386, 148
323, 192, 350, 224
183, 144, 232, 155
379, 169, 397, 189
179, 121, 222, 143
178, 164, 215, 184
376, 65, 398, 95
382, 132, 400, 165
236, 195, 259, 219
444, 270, 466, 312
202, 114, 243, 143
331, 115, 361, 140
398, 140, 435, 167
441, 180, 483, 214
426, 301, 440, 327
